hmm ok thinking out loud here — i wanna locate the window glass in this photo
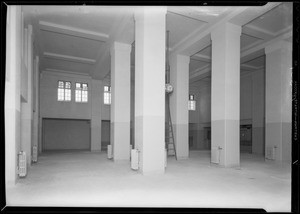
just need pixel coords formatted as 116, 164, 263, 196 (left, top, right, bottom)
104, 85, 111, 105
75, 82, 88, 103
57, 81, 71, 101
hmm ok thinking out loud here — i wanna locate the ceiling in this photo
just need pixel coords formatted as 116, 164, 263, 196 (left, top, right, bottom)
190, 2, 293, 87
22, 3, 293, 84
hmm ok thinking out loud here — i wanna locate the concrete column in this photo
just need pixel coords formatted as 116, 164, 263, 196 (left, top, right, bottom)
170, 54, 190, 159
21, 24, 33, 166
134, 7, 166, 174
265, 40, 292, 162
32, 56, 39, 154
110, 42, 131, 161
91, 79, 102, 151
211, 23, 241, 167
5, 6, 22, 187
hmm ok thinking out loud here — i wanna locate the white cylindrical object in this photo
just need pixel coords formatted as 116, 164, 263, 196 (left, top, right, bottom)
32, 145, 38, 163
211, 146, 220, 164
131, 149, 139, 170
107, 145, 113, 159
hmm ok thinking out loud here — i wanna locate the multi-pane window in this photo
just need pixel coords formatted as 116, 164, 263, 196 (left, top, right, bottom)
75, 82, 88, 103
104, 86, 111, 105
188, 94, 196, 111
57, 81, 71, 101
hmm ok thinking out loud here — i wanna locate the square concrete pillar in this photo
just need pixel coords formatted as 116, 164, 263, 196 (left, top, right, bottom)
134, 7, 167, 174
32, 56, 40, 157
91, 79, 102, 151
169, 54, 190, 159
211, 23, 241, 167
21, 24, 33, 166
265, 40, 292, 162
110, 42, 131, 161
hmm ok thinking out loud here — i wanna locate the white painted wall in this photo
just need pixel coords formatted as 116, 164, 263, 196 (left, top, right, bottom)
39, 71, 104, 152
40, 71, 92, 119
5, 6, 22, 187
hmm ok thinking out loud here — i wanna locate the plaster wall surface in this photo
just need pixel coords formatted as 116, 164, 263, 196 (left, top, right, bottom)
5, 6, 22, 187
39, 72, 104, 152
40, 72, 92, 119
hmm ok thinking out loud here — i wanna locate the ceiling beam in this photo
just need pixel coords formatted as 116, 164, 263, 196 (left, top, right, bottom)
190, 65, 211, 81
171, 7, 249, 56
229, 2, 281, 26
189, 29, 291, 82
43, 52, 96, 64
39, 21, 109, 42
172, 2, 282, 57
90, 12, 135, 80
44, 68, 91, 77
240, 64, 262, 70
241, 30, 292, 59
191, 53, 211, 62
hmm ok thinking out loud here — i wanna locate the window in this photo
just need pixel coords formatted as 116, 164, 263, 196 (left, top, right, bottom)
104, 86, 111, 105
75, 82, 88, 103
57, 81, 71, 101
188, 94, 196, 111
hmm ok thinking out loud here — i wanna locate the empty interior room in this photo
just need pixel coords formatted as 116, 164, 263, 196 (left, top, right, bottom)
4, 3, 293, 211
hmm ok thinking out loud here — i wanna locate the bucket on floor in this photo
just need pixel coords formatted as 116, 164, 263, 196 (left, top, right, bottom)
107, 145, 113, 159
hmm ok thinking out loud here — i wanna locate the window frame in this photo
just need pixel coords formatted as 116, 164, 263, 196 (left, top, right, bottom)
75, 82, 88, 103
57, 80, 71, 102
188, 94, 196, 111
104, 85, 111, 105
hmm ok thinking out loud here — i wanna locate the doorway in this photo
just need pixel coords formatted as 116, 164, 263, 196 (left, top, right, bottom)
240, 124, 252, 153
42, 118, 91, 152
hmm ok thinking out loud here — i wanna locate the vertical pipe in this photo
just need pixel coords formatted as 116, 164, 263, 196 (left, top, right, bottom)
166, 30, 170, 84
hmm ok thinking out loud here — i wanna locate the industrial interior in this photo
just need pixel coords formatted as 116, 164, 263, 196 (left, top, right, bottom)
5, 3, 293, 211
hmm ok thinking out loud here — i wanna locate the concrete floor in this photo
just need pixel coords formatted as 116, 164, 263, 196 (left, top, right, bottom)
7, 150, 291, 211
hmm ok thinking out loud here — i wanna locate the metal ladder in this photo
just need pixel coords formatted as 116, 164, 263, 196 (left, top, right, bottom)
165, 93, 177, 160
